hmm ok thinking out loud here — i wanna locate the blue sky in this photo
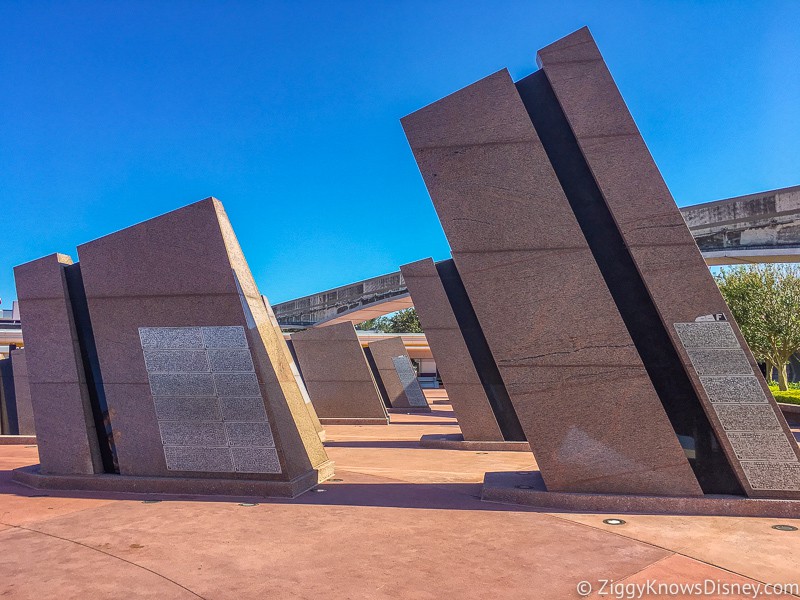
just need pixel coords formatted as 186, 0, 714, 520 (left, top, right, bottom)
2, 1, 798, 306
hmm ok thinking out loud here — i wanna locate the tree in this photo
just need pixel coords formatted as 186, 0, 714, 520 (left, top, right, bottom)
715, 264, 800, 390
356, 308, 423, 333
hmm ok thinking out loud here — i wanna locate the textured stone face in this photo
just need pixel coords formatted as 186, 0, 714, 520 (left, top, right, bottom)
13, 254, 103, 475
290, 322, 387, 422
140, 326, 280, 474
10, 350, 35, 436
367, 337, 430, 412
402, 69, 700, 496
401, 258, 508, 441
533, 27, 799, 498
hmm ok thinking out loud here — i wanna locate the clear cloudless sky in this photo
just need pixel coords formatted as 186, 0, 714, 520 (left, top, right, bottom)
2, 1, 799, 306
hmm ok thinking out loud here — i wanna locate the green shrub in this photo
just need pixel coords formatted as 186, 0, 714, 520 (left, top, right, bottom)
768, 384, 800, 406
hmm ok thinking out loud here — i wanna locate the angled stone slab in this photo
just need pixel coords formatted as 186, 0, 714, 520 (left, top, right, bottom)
14, 199, 332, 496
14, 254, 104, 474
262, 296, 326, 440
69, 198, 331, 490
402, 69, 701, 495
11, 349, 35, 436
290, 322, 388, 424
366, 337, 431, 412
0, 357, 15, 435
401, 258, 505, 441
537, 27, 800, 498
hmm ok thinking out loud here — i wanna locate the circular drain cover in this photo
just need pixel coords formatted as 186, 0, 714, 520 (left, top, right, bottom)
772, 524, 798, 531
603, 518, 626, 526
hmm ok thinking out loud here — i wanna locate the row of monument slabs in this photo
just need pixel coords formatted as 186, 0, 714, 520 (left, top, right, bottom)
6, 28, 800, 513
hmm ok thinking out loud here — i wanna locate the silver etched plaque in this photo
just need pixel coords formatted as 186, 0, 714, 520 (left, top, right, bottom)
727, 432, 798, 462
231, 447, 281, 473
219, 397, 268, 422
164, 446, 233, 472
140, 327, 204, 349
698, 376, 767, 404
154, 397, 220, 421
685, 348, 752, 376
202, 326, 248, 348
713, 403, 781, 432
148, 373, 215, 397
144, 350, 210, 373
674, 322, 739, 349
139, 326, 280, 474
207, 349, 254, 372
675, 321, 800, 493
741, 462, 800, 491
391, 355, 428, 407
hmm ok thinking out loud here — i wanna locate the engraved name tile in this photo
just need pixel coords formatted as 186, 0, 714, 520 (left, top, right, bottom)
225, 422, 275, 447
685, 348, 752, 376
207, 348, 255, 373
741, 462, 800, 491
153, 397, 220, 421
139, 327, 204, 349
726, 432, 799, 462
674, 322, 740, 349
219, 397, 268, 422
164, 446, 233, 472
202, 326, 248, 349
159, 421, 227, 446
698, 376, 768, 404
392, 355, 428, 407
144, 350, 210, 373
148, 373, 216, 397
231, 447, 281, 473
713, 403, 782, 432
214, 372, 261, 397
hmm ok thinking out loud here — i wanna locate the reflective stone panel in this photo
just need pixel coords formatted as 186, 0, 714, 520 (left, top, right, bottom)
139, 326, 280, 474
391, 355, 428, 408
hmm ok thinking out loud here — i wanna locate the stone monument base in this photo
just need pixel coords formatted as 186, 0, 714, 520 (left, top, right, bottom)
12, 461, 335, 499
0, 435, 37, 446
419, 434, 530, 452
481, 471, 800, 518
387, 407, 431, 414
319, 417, 389, 426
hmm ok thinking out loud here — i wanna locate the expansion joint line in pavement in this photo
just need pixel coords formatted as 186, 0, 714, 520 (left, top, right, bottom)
0, 519, 208, 600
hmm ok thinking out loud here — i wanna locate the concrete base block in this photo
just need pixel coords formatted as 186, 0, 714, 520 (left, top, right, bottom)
779, 402, 800, 425
319, 417, 389, 426
12, 460, 335, 499
481, 471, 800, 518
0, 435, 37, 445
419, 434, 530, 452
387, 407, 431, 414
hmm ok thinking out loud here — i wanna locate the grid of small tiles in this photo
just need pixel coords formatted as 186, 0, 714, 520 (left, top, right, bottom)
675, 322, 800, 491
138, 326, 281, 474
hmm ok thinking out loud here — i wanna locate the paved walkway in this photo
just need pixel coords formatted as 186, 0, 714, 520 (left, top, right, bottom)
1, 394, 799, 599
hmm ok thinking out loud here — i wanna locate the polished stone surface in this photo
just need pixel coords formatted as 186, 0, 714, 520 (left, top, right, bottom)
13, 253, 103, 475
401, 258, 504, 441
290, 322, 388, 424
16, 198, 330, 491
10, 350, 35, 436
537, 27, 800, 498
367, 337, 430, 411
402, 68, 699, 495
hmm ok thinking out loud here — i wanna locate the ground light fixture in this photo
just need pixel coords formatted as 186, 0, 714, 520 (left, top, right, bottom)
771, 524, 798, 531
602, 518, 627, 526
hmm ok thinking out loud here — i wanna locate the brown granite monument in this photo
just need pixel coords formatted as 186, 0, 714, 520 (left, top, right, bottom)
401, 258, 528, 450
10, 350, 35, 436
402, 27, 800, 502
13, 198, 333, 497
366, 337, 430, 413
290, 322, 389, 425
